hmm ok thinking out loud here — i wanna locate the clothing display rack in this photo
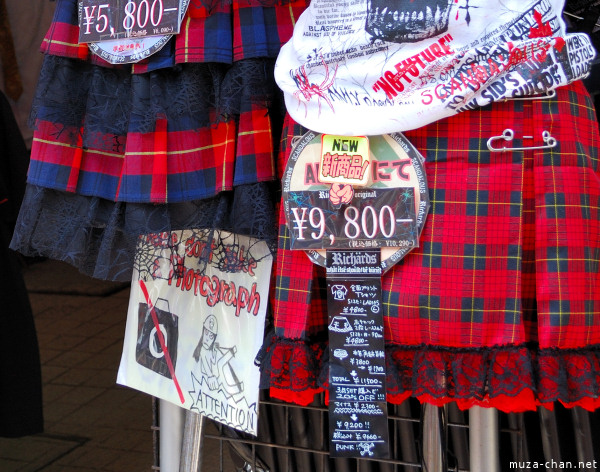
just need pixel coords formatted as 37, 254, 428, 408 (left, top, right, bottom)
4, 1, 599, 470
150, 394, 599, 472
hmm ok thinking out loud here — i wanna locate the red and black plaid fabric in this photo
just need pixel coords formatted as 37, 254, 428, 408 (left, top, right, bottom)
41, 0, 91, 62
261, 81, 600, 412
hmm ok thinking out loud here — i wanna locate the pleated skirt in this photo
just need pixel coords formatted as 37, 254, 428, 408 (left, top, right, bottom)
260, 81, 600, 412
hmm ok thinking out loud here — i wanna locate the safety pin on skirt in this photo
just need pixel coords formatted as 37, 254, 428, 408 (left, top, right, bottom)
487, 129, 558, 152
505, 89, 556, 101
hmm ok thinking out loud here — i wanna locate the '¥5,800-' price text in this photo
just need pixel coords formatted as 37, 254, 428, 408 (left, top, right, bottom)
80, 0, 179, 40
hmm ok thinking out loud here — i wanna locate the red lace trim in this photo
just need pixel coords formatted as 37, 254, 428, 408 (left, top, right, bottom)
258, 336, 600, 412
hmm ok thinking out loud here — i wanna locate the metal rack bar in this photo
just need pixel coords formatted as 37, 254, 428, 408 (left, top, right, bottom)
180, 411, 204, 472
469, 407, 499, 472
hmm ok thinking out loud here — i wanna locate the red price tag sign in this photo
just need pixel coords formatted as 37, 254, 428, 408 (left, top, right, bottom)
78, 0, 181, 43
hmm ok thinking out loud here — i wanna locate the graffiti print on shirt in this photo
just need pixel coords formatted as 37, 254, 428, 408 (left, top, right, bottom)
275, 0, 597, 135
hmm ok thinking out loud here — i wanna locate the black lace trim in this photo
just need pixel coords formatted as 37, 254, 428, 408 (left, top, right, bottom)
29, 55, 279, 144
258, 335, 600, 409
10, 183, 278, 281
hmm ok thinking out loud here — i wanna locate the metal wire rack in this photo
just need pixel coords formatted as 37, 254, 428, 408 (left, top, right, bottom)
152, 391, 599, 472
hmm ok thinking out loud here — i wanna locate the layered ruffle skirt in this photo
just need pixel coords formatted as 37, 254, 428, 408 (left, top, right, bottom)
11, 0, 310, 280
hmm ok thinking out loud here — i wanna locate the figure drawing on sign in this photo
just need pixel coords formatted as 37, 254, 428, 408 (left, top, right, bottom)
334, 349, 348, 360
331, 284, 348, 301
358, 442, 375, 457
135, 299, 178, 379
329, 183, 354, 207
192, 315, 243, 397
371, 300, 380, 314
292, 55, 338, 115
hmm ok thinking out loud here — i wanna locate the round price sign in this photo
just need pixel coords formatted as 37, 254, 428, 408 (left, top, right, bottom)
83, 0, 190, 64
282, 131, 429, 272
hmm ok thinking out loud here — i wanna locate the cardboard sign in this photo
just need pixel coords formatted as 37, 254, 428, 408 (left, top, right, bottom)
282, 131, 430, 459
117, 230, 272, 435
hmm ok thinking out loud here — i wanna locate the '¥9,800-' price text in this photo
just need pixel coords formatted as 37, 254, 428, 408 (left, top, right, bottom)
291, 204, 411, 242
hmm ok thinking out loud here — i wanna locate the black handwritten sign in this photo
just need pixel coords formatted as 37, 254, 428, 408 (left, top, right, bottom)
327, 250, 389, 458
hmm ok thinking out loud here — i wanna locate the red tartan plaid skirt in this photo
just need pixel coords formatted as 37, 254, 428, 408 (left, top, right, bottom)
26, 0, 308, 203
260, 81, 600, 412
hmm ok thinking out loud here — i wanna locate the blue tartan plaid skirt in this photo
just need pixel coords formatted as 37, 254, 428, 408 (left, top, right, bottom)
25, 0, 309, 204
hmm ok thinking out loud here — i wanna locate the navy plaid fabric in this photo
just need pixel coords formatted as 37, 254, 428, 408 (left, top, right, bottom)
27, 0, 307, 203
28, 105, 277, 203
175, 0, 308, 63
175, 2, 234, 63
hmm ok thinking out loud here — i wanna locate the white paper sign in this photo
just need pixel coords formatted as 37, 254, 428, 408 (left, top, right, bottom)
117, 230, 272, 435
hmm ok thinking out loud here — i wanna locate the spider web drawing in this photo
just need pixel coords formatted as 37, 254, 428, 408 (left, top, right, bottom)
133, 229, 270, 283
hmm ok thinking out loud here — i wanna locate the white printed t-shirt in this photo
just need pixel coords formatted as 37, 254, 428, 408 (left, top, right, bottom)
274, 0, 596, 135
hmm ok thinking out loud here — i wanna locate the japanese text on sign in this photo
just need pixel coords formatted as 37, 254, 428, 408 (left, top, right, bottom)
319, 135, 370, 186
327, 251, 389, 458
321, 153, 369, 180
